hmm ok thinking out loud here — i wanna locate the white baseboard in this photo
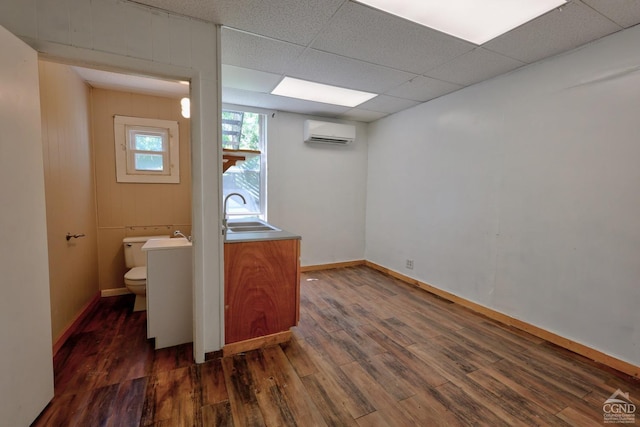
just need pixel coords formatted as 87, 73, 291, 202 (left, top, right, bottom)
101, 287, 131, 297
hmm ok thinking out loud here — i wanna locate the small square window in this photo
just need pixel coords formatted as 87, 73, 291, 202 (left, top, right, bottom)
126, 126, 169, 174
114, 116, 179, 183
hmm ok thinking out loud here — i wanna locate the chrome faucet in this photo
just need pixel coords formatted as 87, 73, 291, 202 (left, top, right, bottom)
223, 192, 246, 230
173, 230, 191, 241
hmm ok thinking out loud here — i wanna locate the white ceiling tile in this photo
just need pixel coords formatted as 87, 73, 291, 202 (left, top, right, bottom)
131, 0, 214, 21
222, 28, 304, 74
312, 2, 474, 74
425, 48, 526, 86
222, 87, 272, 108
384, 76, 462, 102
339, 109, 389, 122
79, 0, 640, 121
135, 0, 344, 45
72, 66, 188, 97
222, 64, 282, 93
222, 87, 351, 117
287, 49, 416, 94
484, 1, 622, 64
212, 0, 345, 45
581, 0, 640, 28
356, 95, 421, 114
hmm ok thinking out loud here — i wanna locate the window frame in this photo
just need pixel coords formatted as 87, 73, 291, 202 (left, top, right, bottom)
114, 115, 180, 184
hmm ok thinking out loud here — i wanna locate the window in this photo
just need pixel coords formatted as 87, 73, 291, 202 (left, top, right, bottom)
114, 115, 179, 183
222, 109, 266, 219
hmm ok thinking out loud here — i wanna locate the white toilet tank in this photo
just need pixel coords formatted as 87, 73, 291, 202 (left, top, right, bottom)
123, 235, 169, 268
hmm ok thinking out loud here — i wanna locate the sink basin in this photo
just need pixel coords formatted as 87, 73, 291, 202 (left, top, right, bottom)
227, 225, 280, 233
142, 237, 192, 250
227, 221, 267, 227
226, 220, 280, 233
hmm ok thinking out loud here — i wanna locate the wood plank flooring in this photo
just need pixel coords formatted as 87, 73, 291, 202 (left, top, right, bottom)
33, 266, 639, 426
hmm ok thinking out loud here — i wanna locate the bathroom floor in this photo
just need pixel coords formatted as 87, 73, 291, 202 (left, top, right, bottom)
32, 294, 197, 426
32, 266, 640, 426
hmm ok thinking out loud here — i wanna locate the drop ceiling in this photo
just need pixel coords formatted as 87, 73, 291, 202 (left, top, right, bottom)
82, 0, 640, 122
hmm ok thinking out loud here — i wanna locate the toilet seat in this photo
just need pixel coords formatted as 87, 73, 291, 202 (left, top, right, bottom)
124, 266, 146, 281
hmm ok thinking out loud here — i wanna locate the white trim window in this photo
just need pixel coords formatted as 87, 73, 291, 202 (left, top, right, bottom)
114, 115, 180, 183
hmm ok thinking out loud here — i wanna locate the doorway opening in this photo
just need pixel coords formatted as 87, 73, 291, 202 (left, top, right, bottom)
38, 60, 193, 357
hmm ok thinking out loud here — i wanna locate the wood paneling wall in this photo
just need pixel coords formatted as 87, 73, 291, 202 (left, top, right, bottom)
39, 61, 99, 342
91, 88, 191, 290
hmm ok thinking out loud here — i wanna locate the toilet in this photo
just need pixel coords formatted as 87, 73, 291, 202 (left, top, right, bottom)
123, 235, 169, 311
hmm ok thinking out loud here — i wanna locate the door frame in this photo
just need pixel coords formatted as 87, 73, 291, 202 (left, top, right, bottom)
29, 32, 223, 363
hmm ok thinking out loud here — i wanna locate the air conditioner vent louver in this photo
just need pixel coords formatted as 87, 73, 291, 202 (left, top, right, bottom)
304, 120, 355, 145
307, 136, 351, 144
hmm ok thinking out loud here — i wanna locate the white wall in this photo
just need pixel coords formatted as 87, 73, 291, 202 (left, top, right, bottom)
366, 25, 640, 366
267, 112, 368, 266
0, 0, 221, 361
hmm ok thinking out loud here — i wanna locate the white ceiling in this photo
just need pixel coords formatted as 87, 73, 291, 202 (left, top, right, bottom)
79, 0, 640, 122
73, 67, 190, 98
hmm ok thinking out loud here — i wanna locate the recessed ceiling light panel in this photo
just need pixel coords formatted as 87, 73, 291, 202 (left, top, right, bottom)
271, 77, 377, 107
356, 0, 567, 44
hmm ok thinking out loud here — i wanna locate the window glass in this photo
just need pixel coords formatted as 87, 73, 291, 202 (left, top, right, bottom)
222, 110, 266, 219
128, 128, 168, 173
134, 134, 164, 152
134, 153, 164, 171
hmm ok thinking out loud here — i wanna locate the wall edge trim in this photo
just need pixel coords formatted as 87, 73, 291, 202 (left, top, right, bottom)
52, 291, 101, 357
364, 261, 639, 378
301, 260, 365, 272
222, 331, 292, 357
101, 287, 131, 297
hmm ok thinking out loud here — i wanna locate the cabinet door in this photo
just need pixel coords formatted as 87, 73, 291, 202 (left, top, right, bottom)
225, 239, 299, 344
147, 247, 193, 349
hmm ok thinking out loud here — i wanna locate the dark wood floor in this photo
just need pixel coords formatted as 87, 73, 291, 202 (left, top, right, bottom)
33, 266, 639, 426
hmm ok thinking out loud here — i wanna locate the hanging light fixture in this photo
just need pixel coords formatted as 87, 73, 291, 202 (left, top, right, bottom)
180, 97, 190, 119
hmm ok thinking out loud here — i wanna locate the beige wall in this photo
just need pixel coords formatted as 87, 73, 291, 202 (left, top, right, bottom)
39, 61, 99, 341
91, 89, 192, 290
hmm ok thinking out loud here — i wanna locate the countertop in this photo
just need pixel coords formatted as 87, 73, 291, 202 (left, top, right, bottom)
224, 219, 301, 243
139, 223, 301, 246
142, 237, 192, 251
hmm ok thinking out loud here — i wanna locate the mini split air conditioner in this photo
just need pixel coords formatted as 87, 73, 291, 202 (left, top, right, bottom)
303, 120, 355, 145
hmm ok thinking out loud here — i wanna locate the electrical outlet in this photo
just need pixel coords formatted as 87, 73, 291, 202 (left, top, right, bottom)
406, 259, 414, 270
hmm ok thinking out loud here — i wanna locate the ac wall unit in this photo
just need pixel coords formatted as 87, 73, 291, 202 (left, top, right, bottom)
304, 120, 355, 145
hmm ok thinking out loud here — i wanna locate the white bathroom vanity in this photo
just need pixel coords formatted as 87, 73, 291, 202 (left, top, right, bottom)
142, 238, 193, 349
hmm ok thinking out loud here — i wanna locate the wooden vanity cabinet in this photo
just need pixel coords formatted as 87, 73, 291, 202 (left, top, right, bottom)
224, 238, 300, 349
